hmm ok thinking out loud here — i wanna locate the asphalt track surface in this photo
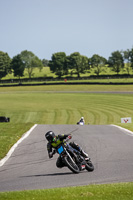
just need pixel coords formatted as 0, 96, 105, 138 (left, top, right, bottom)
0, 124, 133, 192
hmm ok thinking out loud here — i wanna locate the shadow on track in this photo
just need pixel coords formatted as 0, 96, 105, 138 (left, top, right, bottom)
20, 172, 74, 178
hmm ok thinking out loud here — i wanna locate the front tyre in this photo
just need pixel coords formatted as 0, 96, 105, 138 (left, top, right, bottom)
64, 155, 80, 174
85, 160, 94, 172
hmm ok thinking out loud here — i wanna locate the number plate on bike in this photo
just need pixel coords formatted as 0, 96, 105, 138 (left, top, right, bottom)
58, 146, 64, 154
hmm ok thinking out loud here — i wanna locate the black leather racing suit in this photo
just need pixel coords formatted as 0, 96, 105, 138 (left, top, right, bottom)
46, 134, 81, 168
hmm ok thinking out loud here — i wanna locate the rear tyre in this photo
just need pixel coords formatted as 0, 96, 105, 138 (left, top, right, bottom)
64, 155, 80, 174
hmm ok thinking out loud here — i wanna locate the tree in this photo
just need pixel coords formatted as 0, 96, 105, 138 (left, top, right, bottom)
20, 50, 43, 78
81, 55, 90, 73
123, 49, 132, 75
90, 54, 107, 76
10, 54, 25, 79
108, 51, 124, 74
0, 51, 11, 79
49, 52, 67, 78
129, 48, 133, 71
42, 59, 49, 67
68, 52, 88, 77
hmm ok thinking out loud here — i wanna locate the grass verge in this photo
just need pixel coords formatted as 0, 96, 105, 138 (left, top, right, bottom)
0, 183, 133, 200
0, 123, 33, 160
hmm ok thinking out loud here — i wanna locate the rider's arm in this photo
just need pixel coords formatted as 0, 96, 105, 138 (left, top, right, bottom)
58, 134, 72, 141
47, 143, 54, 158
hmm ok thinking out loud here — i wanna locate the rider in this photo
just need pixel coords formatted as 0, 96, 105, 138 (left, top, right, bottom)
77, 117, 85, 125
45, 131, 89, 168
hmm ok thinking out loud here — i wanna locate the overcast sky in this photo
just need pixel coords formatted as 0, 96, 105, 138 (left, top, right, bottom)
0, 0, 133, 60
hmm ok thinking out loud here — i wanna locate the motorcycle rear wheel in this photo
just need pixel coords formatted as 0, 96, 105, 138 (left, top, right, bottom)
64, 156, 80, 174
85, 160, 94, 172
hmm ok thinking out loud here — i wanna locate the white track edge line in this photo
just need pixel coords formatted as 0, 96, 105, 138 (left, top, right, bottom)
0, 124, 37, 167
111, 124, 133, 136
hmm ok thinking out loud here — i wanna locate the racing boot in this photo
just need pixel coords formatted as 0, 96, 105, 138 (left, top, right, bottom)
80, 149, 90, 161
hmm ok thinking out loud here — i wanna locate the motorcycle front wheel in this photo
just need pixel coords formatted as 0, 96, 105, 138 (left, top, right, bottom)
64, 155, 80, 174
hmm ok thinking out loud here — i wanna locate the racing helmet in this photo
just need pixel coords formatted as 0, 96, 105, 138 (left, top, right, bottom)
45, 131, 55, 142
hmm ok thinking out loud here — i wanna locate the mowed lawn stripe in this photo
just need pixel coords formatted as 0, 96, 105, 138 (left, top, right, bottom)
0, 93, 133, 124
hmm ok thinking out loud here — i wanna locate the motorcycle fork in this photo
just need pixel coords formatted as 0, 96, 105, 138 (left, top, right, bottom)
66, 151, 77, 165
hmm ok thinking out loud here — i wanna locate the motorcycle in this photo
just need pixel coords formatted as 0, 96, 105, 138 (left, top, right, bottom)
77, 121, 84, 125
54, 138, 94, 174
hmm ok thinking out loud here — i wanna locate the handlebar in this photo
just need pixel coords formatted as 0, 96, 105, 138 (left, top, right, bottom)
51, 136, 72, 156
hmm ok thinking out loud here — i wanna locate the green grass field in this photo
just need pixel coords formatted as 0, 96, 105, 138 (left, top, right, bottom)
0, 84, 133, 199
1, 91, 133, 125
4, 67, 54, 79
0, 183, 133, 200
0, 84, 133, 92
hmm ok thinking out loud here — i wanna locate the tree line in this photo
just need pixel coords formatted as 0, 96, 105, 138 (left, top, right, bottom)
0, 48, 133, 80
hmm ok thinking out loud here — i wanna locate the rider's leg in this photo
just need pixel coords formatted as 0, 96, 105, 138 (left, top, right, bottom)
69, 142, 89, 159
56, 155, 65, 168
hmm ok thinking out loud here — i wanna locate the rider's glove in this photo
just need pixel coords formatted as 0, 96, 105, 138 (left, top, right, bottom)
68, 135, 72, 139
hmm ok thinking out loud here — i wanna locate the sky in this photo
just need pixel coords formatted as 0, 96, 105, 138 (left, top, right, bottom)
0, 0, 133, 60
